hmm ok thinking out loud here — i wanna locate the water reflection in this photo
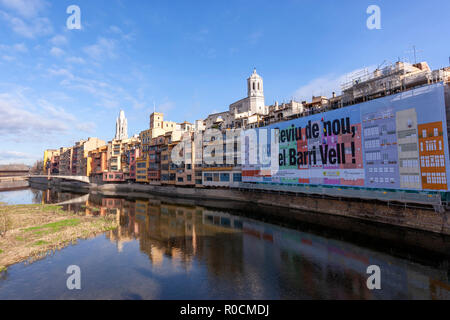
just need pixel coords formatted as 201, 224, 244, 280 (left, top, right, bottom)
58, 191, 450, 298
0, 188, 449, 299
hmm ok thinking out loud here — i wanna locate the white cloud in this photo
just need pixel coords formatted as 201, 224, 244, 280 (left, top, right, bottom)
109, 25, 122, 34
76, 122, 96, 133
50, 35, 67, 46
248, 31, 263, 45
109, 25, 136, 41
0, 93, 68, 138
0, 0, 48, 18
2, 55, 14, 61
50, 46, 64, 57
0, 150, 38, 165
66, 56, 86, 64
293, 66, 376, 101
0, 11, 52, 38
13, 43, 27, 52
158, 101, 175, 114
83, 37, 117, 60
48, 67, 74, 79
38, 99, 76, 122
0, 87, 95, 142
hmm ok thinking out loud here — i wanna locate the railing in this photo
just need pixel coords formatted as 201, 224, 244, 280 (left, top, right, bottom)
231, 182, 443, 207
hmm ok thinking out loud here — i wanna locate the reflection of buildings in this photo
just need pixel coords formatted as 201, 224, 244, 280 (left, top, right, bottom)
396, 109, 422, 189
418, 122, 448, 190
104, 198, 137, 252
43, 193, 449, 299
362, 108, 400, 188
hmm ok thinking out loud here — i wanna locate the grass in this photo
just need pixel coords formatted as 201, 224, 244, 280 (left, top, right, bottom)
0, 249, 3, 254
0, 204, 118, 269
0, 266, 6, 272
41, 205, 63, 212
33, 240, 49, 246
25, 218, 81, 234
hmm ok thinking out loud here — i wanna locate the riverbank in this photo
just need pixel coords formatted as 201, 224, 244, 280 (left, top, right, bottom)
0, 203, 117, 272
0, 179, 29, 192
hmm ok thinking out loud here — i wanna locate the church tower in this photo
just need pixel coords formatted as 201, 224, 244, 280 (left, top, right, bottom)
115, 110, 128, 140
247, 68, 264, 98
247, 69, 266, 115
229, 68, 267, 116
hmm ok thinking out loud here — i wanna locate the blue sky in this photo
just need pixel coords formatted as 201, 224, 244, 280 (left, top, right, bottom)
0, 0, 449, 165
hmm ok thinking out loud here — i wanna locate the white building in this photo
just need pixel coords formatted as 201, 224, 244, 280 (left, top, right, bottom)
115, 110, 128, 141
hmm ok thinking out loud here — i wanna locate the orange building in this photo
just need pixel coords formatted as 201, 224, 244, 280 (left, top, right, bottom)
418, 122, 448, 190
88, 145, 109, 179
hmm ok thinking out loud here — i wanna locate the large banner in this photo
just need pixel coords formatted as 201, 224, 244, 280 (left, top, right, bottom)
242, 83, 450, 192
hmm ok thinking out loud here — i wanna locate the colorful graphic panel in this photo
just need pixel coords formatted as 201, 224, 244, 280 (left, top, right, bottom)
242, 83, 450, 192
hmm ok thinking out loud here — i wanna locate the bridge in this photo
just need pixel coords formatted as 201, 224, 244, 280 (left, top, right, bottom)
0, 176, 28, 183
56, 194, 90, 205
28, 175, 91, 184
0, 176, 29, 191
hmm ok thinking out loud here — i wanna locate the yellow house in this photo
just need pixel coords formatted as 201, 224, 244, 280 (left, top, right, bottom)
136, 157, 149, 183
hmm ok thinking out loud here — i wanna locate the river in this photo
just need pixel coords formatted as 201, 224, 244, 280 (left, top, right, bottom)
0, 188, 449, 300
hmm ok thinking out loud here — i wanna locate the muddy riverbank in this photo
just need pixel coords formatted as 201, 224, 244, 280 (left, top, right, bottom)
0, 203, 117, 271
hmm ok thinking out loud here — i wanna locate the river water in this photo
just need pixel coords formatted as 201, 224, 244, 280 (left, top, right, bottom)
0, 188, 449, 300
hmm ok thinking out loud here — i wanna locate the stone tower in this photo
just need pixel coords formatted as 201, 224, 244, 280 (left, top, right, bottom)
115, 110, 128, 140
247, 69, 266, 115
247, 68, 264, 98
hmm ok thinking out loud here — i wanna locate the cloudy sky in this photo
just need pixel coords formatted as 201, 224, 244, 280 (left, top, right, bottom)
0, 0, 449, 165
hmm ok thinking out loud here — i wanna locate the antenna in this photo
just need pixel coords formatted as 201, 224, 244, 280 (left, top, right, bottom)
405, 45, 423, 64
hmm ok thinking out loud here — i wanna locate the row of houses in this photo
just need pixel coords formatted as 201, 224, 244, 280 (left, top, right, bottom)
44, 62, 450, 189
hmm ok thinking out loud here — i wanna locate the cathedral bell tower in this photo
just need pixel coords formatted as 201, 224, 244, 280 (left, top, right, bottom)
247, 68, 264, 98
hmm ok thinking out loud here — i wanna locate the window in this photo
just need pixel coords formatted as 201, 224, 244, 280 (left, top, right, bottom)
220, 173, 230, 182
434, 128, 439, 137
233, 173, 242, 182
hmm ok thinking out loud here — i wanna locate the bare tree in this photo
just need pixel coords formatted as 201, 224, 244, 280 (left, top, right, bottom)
30, 160, 44, 175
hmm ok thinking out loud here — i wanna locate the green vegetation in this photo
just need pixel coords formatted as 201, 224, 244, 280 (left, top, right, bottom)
0, 266, 6, 272
33, 240, 49, 246
41, 205, 63, 212
0, 203, 118, 270
25, 218, 81, 234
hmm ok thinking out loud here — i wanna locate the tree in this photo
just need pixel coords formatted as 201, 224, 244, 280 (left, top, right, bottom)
30, 160, 44, 175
